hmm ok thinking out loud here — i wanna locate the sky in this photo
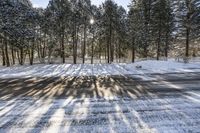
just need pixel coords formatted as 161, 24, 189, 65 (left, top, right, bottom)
31, 0, 130, 10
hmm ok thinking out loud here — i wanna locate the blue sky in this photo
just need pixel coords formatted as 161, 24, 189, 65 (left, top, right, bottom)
31, 0, 130, 10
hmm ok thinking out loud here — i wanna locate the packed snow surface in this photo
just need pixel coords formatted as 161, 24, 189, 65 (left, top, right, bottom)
0, 60, 200, 78
0, 60, 200, 132
0, 95, 200, 133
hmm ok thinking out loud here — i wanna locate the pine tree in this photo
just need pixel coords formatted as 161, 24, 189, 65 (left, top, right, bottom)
151, 0, 174, 60
174, 0, 200, 60
102, 0, 118, 63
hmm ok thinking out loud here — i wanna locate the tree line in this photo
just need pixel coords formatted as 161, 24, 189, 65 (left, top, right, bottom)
0, 0, 199, 66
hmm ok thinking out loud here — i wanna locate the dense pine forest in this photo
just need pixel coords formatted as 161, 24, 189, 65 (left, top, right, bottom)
0, 0, 200, 66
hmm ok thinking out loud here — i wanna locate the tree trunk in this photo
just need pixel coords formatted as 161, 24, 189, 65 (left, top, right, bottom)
91, 32, 95, 64
185, 28, 190, 57
143, 0, 151, 58
30, 39, 35, 65
132, 38, 135, 63
118, 40, 121, 63
48, 34, 53, 64
110, 33, 114, 62
37, 45, 41, 62
75, 26, 79, 64
18, 38, 24, 65
38, 29, 43, 63
73, 15, 77, 64
185, 1, 191, 58
83, 20, 87, 64
24, 50, 27, 64
5, 38, 10, 67
165, 33, 169, 58
143, 47, 148, 58
99, 39, 102, 63
60, 22, 65, 64
157, 7, 162, 61
157, 30, 161, 60
11, 45, 15, 65
42, 34, 46, 60
20, 47, 24, 65
61, 30, 65, 63
144, 23, 148, 58
1, 38, 6, 66
17, 50, 20, 64
107, 37, 110, 64
109, 21, 112, 63
105, 45, 107, 60
1, 45, 6, 66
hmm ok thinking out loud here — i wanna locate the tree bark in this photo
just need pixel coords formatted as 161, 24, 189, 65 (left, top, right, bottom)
185, 1, 191, 58
83, 19, 87, 64
99, 38, 102, 63
20, 47, 24, 65
1, 38, 6, 66
109, 20, 112, 63
61, 31, 65, 63
30, 39, 35, 65
165, 33, 169, 58
60, 23, 65, 63
5, 38, 10, 67
132, 38, 135, 63
42, 34, 46, 60
11, 45, 15, 65
110, 33, 114, 62
1, 45, 6, 66
157, 4, 162, 61
17, 50, 20, 64
107, 37, 110, 64
157, 29, 161, 60
73, 15, 77, 64
185, 27, 190, 57
91, 32, 95, 64
118, 40, 121, 63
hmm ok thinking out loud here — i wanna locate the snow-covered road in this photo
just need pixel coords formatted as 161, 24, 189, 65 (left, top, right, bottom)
0, 73, 200, 133
0, 96, 200, 133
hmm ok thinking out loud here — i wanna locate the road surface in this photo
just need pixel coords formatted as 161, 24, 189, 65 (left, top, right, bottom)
0, 72, 200, 133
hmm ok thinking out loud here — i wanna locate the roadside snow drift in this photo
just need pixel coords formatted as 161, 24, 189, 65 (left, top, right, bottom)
0, 60, 200, 78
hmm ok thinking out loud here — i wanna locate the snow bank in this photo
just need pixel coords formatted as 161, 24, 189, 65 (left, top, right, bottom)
0, 60, 200, 78
128, 60, 200, 74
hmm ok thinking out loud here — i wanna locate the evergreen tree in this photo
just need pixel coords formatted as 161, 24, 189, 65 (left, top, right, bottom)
151, 0, 174, 60
174, 0, 200, 59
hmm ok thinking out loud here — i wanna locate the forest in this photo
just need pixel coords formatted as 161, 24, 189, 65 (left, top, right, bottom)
0, 0, 200, 66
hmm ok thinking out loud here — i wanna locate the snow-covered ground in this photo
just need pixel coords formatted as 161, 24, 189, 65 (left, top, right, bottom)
0, 60, 200, 79
0, 95, 200, 133
0, 60, 200, 133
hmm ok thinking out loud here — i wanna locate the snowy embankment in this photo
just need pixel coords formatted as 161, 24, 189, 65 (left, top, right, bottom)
0, 60, 200, 78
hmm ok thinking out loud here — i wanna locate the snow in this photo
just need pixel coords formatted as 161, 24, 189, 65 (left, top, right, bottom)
0, 95, 200, 133
0, 60, 200, 79
0, 59, 200, 132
